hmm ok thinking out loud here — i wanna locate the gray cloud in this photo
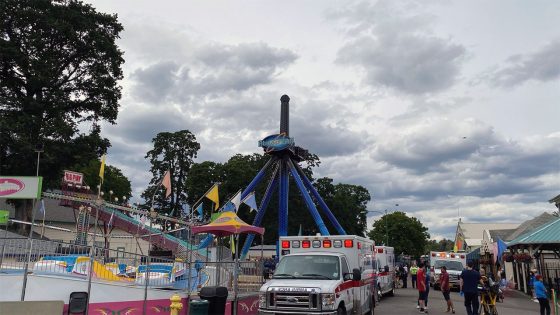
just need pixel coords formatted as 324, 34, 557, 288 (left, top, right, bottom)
331, 1, 466, 94
486, 40, 560, 87
130, 42, 297, 103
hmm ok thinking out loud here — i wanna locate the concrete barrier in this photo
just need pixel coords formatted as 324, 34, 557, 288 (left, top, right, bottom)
0, 301, 64, 315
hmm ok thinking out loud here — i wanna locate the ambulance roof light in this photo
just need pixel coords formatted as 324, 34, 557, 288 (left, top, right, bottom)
302, 240, 311, 248
281, 240, 290, 249
344, 240, 353, 248
323, 240, 332, 248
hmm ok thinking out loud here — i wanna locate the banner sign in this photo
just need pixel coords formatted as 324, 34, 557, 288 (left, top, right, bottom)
63, 170, 84, 185
0, 210, 8, 225
258, 134, 295, 152
0, 176, 42, 199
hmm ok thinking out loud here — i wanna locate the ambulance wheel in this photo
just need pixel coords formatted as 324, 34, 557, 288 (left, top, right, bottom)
337, 305, 346, 315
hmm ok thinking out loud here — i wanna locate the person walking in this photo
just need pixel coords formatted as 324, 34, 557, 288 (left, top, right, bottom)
535, 274, 551, 315
439, 266, 455, 313
411, 262, 419, 289
460, 261, 482, 315
417, 263, 428, 313
403, 264, 409, 288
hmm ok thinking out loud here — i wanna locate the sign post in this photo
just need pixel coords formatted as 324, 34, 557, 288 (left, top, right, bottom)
0, 210, 9, 271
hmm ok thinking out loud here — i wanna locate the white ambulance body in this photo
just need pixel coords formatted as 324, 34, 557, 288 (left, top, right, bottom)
258, 235, 375, 315
372, 246, 395, 296
429, 251, 467, 290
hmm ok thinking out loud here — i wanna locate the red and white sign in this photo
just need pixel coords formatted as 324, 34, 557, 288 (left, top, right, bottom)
63, 170, 84, 185
0, 176, 42, 199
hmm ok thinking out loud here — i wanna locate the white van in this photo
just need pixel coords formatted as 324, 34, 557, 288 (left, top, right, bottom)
258, 235, 376, 315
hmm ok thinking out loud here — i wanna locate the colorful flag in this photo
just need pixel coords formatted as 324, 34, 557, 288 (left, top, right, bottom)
223, 201, 236, 212
205, 184, 219, 210
38, 199, 45, 215
231, 191, 241, 212
196, 203, 204, 219
242, 192, 258, 212
0, 210, 8, 225
162, 170, 172, 198
99, 154, 106, 183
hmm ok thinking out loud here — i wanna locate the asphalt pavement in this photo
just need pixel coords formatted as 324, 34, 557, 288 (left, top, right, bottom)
374, 282, 545, 315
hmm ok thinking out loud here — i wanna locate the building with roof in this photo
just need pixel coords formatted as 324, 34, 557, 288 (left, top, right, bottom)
454, 220, 520, 252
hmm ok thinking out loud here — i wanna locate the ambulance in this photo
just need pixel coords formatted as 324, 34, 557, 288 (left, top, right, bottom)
258, 235, 376, 315
429, 251, 466, 290
372, 246, 395, 297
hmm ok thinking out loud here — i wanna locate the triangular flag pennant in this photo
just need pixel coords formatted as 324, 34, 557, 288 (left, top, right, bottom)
162, 170, 172, 198
223, 201, 236, 213
230, 235, 235, 254
205, 185, 219, 211
196, 203, 204, 219
210, 212, 220, 222
242, 192, 258, 212
231, 191, 241, 212
99, 155, 106, 183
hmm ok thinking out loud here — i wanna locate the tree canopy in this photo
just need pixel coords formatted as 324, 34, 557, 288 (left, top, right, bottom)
367, 211, 430, 258
426, 238, 455, 253
142, 130, 201, 217
0, 0, 124, 228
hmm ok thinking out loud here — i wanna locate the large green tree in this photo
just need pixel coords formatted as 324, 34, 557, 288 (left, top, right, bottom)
0, 0, 124, 229
426, 238, 454, 253
142, 130, 201, 217
367, 211, 430, 258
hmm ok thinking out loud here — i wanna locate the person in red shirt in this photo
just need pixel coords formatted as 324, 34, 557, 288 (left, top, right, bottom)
440, 266, 455, 313
417, 263, 427, 313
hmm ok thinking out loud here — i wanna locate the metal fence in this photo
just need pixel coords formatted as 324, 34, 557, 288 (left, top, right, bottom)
0, 237, 264, 294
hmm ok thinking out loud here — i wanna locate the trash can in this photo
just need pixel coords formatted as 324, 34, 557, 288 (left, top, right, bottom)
199, 286, 228, 315
189, 299, 209, 315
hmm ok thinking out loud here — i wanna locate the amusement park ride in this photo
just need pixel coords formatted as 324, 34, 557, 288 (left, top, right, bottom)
238, 95, 347, 258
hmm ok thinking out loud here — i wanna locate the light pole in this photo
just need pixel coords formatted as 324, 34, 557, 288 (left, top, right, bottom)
367, 209, 388, 246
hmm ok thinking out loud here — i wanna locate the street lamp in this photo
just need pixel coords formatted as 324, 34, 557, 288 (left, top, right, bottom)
367, 209, 389, 246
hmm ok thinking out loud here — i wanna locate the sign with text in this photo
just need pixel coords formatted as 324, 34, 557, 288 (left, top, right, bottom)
63, 170, 84, 185
258, 134, 295, 152
0, 176, 42, 199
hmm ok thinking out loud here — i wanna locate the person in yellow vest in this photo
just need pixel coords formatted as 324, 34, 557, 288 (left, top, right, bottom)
410, 262, 419, 289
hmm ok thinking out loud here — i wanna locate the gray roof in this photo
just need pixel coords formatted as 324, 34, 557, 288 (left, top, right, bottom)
506, 212, 556, 241
489, 229, 516, 242
1, 195, 77, 223
508, 217, 560, 247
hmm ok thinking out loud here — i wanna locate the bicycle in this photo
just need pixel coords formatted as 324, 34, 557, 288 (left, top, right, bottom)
478, 283, 499, 315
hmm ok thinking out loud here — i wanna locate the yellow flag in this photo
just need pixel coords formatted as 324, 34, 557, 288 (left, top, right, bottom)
230, 235, 235, 254
453, 244, 458, 253
99, 155, 106, 183
205, 184, 219, 210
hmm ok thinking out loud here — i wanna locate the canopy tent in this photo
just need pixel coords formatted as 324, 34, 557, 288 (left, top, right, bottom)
191, 211, 265, 315
191, 211, 264, 237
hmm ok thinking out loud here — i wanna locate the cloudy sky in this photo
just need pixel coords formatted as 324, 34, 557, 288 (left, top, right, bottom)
87, 0, 560, 240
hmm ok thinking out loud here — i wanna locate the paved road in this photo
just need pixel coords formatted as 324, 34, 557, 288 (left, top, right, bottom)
374, 285, 543, 315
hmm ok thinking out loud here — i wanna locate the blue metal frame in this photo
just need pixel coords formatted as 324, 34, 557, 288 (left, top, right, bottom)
294, 162, 346, 235
278, 158, 289, 237
287, 159, 329, 235
240, 165, 280, 259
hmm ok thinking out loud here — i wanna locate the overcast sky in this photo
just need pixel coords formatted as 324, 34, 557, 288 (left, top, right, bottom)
87, 0, 560, 240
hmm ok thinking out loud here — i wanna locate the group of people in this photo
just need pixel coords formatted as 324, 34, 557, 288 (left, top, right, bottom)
402, 260, 551, 315
413, 262, 455, 314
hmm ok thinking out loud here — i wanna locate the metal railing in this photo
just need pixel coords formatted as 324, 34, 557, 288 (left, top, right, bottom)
0, 237, 264, 294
